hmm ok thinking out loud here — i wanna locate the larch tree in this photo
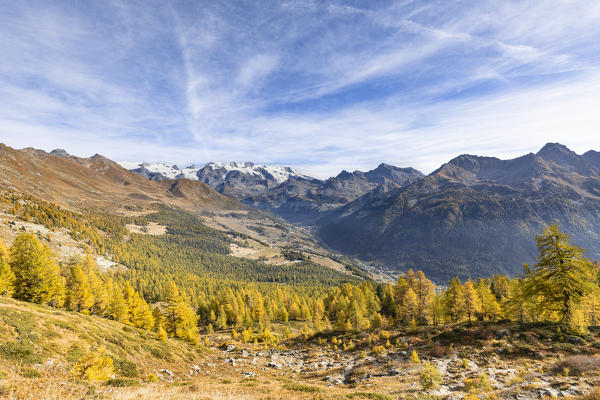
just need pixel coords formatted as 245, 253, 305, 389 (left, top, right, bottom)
463, 280, 481, 324
10, 232, 65, 307
66, 264, 95, 314
166, 282, 199, 344
0, 241, 15, 296
443, 277, 465, 323
522, 224, 596, 324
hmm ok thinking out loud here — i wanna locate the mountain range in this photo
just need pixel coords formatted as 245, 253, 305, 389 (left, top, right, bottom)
3, 142, 600, 281
320, 143, 600, 280
121, 143, 600, 281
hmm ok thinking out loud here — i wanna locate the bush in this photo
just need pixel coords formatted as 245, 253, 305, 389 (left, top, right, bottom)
410, 350, 420, 364
420, 361, 442, 390
146, 373, 159, 383
372, 345, 386, 355
112, 358, 138, 378
106, 378, 138, 387
463, 373, 492, 393
284, 382, 321, 393
70, 347, 114, 381
347, 393, 394, 400
0, 341, 41, 364
553, 356, 600, 376
21, 367, 41, 378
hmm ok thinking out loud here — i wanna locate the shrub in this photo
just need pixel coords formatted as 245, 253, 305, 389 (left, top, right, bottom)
419, 361, 442, 390
552, 356, 600, 376
372, 345, 386, 355
106, 378, 138, 387
70, 347, 114, 381
0, 341, 41, 364
410, 350, 420, 364
347, 393, 394, 400
112, 358, 138, 378
21, 368, 41, 378
66, 343, 87, 363
284, 382, 321, 393
463, 373, 492, 393
146, 373, 159, 383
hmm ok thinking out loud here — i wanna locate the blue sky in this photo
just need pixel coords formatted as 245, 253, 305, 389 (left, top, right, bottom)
0, 0, 599, 178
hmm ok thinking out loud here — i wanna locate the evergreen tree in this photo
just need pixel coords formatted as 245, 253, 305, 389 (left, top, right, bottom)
66, 264, 95, 314
443, 277, 465, 322
10, 232, 65, 306
166, 282, 199, 344
463, 280, 481, 324
401, 287, 419, 325
522, 225, 596, 324
0, 241, 15, 296
109, 282, 129, 322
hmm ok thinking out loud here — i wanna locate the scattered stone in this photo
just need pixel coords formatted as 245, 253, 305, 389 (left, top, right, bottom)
497, 329, 510, 338
190, 365, 201, 375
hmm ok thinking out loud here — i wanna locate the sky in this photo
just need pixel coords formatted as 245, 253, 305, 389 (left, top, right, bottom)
0, 0, 599, 178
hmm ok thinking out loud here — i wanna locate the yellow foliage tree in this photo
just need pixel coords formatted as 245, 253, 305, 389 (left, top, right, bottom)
10, 232, 65, 307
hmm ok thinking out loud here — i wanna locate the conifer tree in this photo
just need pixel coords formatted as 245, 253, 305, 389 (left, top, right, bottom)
10, 232, 65, 306
66, 264, 95, 314
463, 280, 481, 324
109, 282, 129, 322
522, 225, 596, 324
166, 282, 199, 344
443, 277, 465, 322
0, 241, 15, 296
82, 254, 109, 316
401, 287, 419, 325
216, 305, 228, 330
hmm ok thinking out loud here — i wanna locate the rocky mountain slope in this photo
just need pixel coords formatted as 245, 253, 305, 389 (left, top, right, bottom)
0, 145, 238, 214
0, 144, 361, 277
118, 161, 310, 198
320, 143, 600, 281
121, 160, 424, 223
244, 164, 424, 222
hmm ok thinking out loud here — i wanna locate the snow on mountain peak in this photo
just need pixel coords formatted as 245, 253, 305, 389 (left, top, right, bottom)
119, 160, 309, 184
204, 161, 308, 183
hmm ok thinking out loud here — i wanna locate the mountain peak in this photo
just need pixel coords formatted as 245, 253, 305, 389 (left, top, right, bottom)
536, 142, 576, 159
50, 149, 70, 157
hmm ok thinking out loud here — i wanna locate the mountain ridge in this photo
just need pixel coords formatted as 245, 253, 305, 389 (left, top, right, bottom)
319, 143, 600, 281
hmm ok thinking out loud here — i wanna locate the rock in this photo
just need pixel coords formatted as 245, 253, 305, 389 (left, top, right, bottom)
537, 387, 560, 397
497, 328, 510, 338
566, 336, 584, 345
190, 365, 201, 375
226, 344, 236, 352
325, 374, 344, 385
242, 371, 256, 377
157, 369, 174, 381
241, 350, 249, 357
266, 361, 283, 369
224, 358, 237, 366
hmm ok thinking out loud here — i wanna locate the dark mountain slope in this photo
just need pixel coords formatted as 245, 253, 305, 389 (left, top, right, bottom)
319, 143, 600, 281
244, 164, 424, 222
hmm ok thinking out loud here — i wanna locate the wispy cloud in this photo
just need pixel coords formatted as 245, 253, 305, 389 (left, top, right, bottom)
0, 1, 598, 178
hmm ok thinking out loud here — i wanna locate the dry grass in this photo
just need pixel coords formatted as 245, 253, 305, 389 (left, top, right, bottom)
125, 222, 166, 235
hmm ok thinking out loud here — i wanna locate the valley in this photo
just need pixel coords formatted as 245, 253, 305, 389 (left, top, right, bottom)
1, 143, 600, 400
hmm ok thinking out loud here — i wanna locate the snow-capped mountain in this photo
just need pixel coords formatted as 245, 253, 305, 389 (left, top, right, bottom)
118, 160, 312, 197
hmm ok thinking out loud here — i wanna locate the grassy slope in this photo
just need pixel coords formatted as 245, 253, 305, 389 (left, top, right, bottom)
0, 297, 385, 400
3, 297, 600, 399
